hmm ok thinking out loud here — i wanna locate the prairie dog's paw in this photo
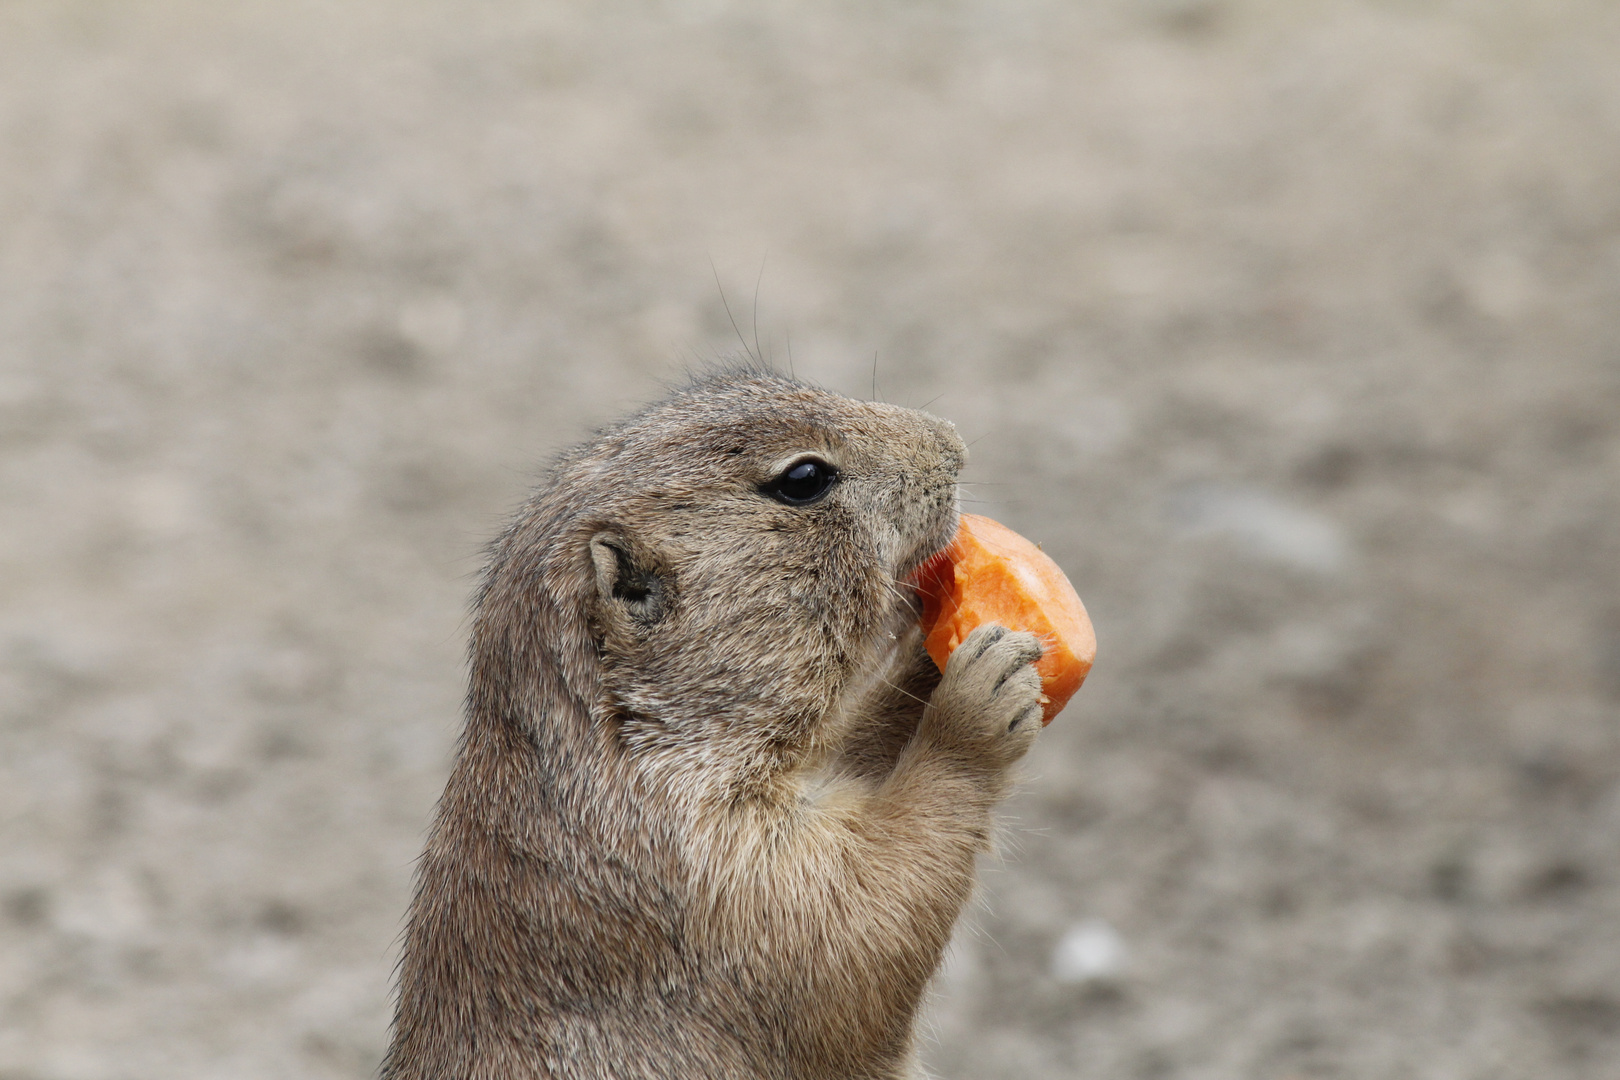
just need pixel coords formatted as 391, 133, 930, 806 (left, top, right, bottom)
921, 625, 1044, 769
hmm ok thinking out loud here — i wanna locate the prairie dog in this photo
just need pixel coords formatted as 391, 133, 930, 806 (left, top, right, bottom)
382, 370, 1046, 1079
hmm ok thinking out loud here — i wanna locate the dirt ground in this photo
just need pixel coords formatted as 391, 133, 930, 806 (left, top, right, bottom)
2, 1, 1618, 1077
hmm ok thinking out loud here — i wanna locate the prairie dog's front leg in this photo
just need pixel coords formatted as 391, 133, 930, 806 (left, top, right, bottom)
835, 627, 942, 782
913, 624, 1045, 779
704, 625, 1044, 1073
883, 623, 1045, 834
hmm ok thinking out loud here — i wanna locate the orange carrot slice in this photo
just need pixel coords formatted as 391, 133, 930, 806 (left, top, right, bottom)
915, 513, 1095, 725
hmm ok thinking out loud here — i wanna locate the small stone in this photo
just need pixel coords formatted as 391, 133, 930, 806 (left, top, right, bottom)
1051, 919, 1127, 984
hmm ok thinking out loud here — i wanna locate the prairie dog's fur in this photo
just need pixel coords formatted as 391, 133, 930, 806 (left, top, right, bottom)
382, 371, 1047, 1080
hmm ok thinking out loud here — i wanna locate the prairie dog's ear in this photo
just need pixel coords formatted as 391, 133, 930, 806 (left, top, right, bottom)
588, 530, 671, 631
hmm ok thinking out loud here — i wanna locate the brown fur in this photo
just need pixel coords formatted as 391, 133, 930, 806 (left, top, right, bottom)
381, 370, 1045, 1080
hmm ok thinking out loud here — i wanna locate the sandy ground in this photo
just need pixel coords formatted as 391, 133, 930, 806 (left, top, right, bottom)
2, 2, 1619, 1077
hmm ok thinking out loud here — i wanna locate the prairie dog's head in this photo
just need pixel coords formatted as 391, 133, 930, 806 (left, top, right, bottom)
498, 370, 965, 774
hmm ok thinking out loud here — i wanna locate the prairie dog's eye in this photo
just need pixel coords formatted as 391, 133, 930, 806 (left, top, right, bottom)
764, 459, 838, 506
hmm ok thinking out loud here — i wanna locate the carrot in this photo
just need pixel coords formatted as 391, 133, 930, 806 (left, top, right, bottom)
915, 513, 1095, 725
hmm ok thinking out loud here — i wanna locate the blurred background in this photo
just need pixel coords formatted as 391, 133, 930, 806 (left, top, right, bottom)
3, 1, 1618, 1077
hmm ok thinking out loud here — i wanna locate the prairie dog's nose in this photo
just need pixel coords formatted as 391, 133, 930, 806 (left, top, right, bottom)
928, 416, 967, 475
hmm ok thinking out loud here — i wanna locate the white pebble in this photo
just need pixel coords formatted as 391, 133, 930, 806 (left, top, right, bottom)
1050, 918, 1127, 984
